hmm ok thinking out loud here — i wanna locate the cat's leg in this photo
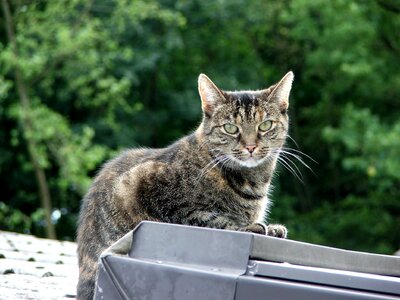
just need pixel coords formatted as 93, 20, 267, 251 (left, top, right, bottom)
185, 211, 242, 230
184, 210, 267, 234
184, 211, 286, 237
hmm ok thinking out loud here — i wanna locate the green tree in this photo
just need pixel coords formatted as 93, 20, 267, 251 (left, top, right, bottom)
0, 0, 399, 254
0, 0, 184, 238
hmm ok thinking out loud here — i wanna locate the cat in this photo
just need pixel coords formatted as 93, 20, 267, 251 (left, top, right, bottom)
76, 71, 294, 299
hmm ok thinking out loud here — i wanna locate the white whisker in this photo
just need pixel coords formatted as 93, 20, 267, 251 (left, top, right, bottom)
280, 147, 318, 164
275, 155, 304, 183
286, 134, 300, 149
278, 149, 315, 175
278, 153, 304, 178
195, 154, 230, 184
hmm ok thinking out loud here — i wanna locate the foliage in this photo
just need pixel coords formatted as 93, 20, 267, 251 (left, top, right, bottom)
1, 0, 399, 253
278, 105, 400, 254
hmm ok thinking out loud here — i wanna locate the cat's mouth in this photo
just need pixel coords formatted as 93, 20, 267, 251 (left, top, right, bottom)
233, 153, 267, 168
228, 147, 272, 168
240, 156, 262, 167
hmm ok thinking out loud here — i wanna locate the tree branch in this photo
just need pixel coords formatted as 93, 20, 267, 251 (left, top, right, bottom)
1, 0, 56, 239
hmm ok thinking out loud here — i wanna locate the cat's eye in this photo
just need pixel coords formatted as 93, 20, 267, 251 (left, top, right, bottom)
259, 120, 273, 132
223, 124, 239, 134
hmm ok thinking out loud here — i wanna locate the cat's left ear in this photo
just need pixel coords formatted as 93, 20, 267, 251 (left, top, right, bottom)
268, 71, 294, 112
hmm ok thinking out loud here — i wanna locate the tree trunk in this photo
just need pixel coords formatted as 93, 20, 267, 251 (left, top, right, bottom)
2, 0, 56, 239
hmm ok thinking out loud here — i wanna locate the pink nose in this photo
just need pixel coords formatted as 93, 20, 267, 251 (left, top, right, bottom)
245, 145, 257, 153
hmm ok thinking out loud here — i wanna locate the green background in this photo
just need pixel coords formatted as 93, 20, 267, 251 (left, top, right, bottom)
1, 0, 399, 254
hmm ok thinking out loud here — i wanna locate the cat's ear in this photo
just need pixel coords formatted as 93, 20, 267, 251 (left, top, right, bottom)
198, 74, 226, 116
268, 71, 294, 112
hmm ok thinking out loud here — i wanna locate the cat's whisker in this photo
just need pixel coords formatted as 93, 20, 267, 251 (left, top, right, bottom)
220, 156, 233, 169
278, 153, 305, 179
286, 134, 300, 149
196, 155, 230, 183
280, 147, 318, 164
268, 147, 304, 180
277, 149, 315, 175
196, 139, 210, 150
277, 156, 302, 181
196, 158, 220, 180
275, 154, 304, 183
204, 156, 231, 179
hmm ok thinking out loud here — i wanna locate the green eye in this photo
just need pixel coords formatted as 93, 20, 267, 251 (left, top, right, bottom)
223, 124, 239, 134
259, 120, 273, 132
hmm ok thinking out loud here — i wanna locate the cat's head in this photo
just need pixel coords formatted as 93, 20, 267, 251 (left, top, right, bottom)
198, 72, 293, 168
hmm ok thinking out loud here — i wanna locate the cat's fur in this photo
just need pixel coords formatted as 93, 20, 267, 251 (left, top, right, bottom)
76, 72, 294, 299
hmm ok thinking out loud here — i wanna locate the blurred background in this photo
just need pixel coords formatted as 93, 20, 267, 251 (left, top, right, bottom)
0, 0, 399, 254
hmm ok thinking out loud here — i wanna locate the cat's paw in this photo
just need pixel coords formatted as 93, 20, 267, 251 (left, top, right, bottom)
241, 223, 267, 235
266, 224, 287, 238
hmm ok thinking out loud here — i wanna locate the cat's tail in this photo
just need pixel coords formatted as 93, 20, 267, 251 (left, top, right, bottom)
77, 263, 97, 300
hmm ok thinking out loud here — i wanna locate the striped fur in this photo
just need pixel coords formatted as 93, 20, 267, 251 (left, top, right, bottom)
76, 72, 293, 299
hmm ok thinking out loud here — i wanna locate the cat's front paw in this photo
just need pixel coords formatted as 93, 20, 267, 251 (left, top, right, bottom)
266, 224, 287, 238
241, 223, 267, 235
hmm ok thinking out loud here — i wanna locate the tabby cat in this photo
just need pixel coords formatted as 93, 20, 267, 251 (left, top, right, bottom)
77, 71, 294, 299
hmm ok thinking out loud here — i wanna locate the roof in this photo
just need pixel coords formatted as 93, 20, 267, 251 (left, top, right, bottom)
95, 221, 400, 300
0, 231, 77, 299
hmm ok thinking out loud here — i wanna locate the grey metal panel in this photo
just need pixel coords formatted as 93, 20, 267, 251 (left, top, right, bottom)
95, 222, 254, 300
129, 221, 253, 274
246, 260, 400, 296
95, 258, 124, 300
100, 255, 239, 300
251, 235, 400, 277
94, 222, 400, 299
235, 276, 400, 300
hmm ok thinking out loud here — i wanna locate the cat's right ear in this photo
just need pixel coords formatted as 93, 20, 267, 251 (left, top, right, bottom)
198, 74, 225, 116
267, 71, 294, 113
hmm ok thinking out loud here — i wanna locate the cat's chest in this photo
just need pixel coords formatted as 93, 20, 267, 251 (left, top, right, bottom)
241, 180, 269, 197
217, 169, 270, 200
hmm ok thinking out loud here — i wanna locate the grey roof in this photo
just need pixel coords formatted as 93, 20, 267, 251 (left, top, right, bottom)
0, 231, 77, 299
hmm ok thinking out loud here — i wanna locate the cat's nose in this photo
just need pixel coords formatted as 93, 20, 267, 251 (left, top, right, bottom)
245, 145, 257, 153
